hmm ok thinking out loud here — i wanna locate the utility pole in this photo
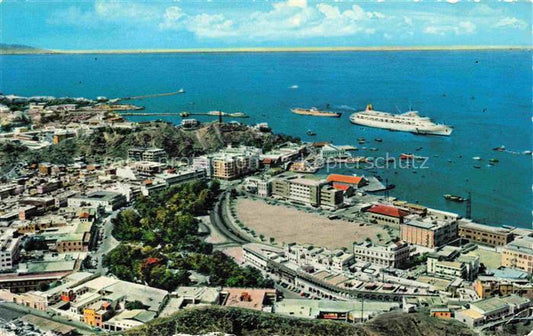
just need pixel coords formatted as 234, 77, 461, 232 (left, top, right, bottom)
466, 192, 472, 219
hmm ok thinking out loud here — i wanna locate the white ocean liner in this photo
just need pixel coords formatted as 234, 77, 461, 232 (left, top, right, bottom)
349, 104, 452, 136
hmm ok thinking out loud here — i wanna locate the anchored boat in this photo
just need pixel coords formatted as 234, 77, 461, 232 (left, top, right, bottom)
444, 194, 465, 202
349, 104, 452, 136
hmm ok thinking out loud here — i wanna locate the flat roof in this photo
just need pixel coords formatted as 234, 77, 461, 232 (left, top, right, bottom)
459, 221, 511, 234
458, 308, 484, 319
404, 219, 435, 230
222, 287, 275, 311
472, 297, 508, 313
505, 236, 533, 255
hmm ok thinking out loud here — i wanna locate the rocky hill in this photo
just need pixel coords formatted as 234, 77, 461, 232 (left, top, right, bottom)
118, 306, 476, 336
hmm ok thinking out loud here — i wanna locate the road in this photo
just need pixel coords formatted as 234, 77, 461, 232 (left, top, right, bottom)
209, 191, 250, 245
93, 209, 121, 274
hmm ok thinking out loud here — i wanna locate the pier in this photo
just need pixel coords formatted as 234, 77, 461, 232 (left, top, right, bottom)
119, 89, 185, 101
118, 111, 249, 118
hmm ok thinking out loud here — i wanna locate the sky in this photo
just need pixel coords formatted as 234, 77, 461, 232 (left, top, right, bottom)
1, 0, 531, 50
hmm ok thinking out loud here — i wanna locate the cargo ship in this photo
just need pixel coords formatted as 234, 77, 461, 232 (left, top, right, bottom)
291, 107, 341, 118
349, 104, 452, 136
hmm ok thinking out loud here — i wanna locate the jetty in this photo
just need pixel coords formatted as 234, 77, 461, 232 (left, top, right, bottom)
119, 89, 185, 101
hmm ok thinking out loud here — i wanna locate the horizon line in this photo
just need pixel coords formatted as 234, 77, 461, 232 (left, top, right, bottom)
2, 45, 532, 55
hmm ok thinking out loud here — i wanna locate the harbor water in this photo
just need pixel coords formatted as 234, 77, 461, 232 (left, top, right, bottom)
1, 50, 531, 228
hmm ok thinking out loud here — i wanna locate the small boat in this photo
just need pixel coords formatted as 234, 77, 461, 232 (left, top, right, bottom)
178, 88, 185, 93
493, 145, 506, 152
357, 137, 366, 142
369, 147, 378, 151
374, 138, 383, 142
473, 165, 481, 169
180, 111, 190, 117
229, 112, 249, 118
399, 153, 414, 160
523, 150, 532, 155
473, 156, 482, 161
489, 158, 499, 163
306, 130, 316, 136
444, 194, 465, 202
415, 147, 423, 151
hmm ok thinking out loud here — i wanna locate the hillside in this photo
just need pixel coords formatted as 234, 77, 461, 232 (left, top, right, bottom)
0, 43, 51, 55
118, 306, 476, 336
0, 121, 298, 176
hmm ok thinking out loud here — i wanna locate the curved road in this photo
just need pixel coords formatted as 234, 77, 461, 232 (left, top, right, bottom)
209, 191, 251, 245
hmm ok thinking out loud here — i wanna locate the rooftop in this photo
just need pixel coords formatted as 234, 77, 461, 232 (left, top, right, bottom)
367, 204, 409, 218
504, 236, 533, 255
472, 297, 508, 314
327, 174, 364, 185
458, 308, 484, 319
459, 220, 511, 235
222, 287, 276, 311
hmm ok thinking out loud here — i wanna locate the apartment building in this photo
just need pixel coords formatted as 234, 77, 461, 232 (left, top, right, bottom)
141, 148, 167, 163
426, 254, 479, 280
193, 146, 261, 180
271, 175, 343, 208
319, 185, 344, 209
400, 214, 458, 248
243, 177, 272, 197
475, 275, 533, 299
0, 229, 22, 271
458, 220, 513, 247
353, 241, 410, 268
272, 176, 322, 206
501, 236, 533, 273
127, 148, 167, 163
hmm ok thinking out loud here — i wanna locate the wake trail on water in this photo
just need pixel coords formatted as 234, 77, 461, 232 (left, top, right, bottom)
333, 104, 358, 111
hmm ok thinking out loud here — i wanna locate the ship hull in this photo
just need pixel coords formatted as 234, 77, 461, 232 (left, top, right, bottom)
291, 109, 341, 118
349, 115, 452, 136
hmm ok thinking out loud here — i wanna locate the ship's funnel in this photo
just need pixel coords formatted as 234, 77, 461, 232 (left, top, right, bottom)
366, 104, 373, 111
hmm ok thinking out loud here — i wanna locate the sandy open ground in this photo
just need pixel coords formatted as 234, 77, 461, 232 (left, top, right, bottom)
236, 199, 392, 249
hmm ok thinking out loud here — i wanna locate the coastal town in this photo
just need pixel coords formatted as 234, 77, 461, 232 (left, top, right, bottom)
0, 94, 531, 336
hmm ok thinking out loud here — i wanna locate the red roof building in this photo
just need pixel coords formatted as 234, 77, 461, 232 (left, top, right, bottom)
367, 204, 409, 218
327, 174, 367, 188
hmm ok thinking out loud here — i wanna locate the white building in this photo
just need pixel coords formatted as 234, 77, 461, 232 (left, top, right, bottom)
353, 241, 410, 268
243, 177, 272, 197
193, 146, 261, 179
0, 229, 22, 271
67, 191, 126, 212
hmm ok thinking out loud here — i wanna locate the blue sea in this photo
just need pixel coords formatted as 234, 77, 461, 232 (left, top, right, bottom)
1, 51, 531, 228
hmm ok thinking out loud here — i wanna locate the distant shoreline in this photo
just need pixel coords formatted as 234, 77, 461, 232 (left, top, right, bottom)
1, 45, 531, 55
